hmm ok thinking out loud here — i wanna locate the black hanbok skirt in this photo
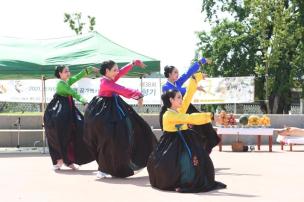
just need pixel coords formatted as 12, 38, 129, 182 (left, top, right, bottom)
44, 94, 95, 166
83, 96, 157, 178
147, 129, 226, 193
187, 104, 220, 153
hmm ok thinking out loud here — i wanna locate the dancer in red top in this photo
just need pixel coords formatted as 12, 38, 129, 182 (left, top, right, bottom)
84, 60, 156, 178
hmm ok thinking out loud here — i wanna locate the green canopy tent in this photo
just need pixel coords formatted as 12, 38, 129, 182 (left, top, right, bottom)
0, 31, 160, 79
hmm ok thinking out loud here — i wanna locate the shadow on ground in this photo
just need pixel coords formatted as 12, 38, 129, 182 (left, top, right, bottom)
96, 175, 150, 187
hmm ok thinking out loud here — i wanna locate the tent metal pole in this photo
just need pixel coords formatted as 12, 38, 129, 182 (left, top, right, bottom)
41, 75, 47, 154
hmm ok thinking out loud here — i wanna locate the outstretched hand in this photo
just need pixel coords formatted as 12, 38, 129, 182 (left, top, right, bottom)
206, 58, 212, 64
133, 60, 147, 68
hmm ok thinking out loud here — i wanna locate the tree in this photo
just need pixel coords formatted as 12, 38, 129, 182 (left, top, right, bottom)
64, 12, 96, 35
197, 0, 304, 113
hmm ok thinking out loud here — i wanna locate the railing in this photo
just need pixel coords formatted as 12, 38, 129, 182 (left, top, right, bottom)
0, 102, 303, 114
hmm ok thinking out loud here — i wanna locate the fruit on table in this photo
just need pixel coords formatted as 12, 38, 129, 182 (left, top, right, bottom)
259, 115, 271, 126
248, 115, 260, 126
239, 115, 249, 126
218, 110, 228, 126
227, 113, 236, 125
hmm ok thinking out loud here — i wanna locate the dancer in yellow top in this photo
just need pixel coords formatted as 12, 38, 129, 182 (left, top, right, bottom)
147, 72, 226, 193
162, 73, 212, 131
162, 60, 220, 153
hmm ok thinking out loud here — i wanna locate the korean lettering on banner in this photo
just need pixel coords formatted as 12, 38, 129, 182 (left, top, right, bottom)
0, 77, 254, 104
70, 78, 99, 102
45, 78, 100, 103
141, 78, 161, 104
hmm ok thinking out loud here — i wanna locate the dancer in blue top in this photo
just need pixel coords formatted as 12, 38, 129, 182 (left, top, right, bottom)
162, 58, 209, 95
161, 58, 220, 153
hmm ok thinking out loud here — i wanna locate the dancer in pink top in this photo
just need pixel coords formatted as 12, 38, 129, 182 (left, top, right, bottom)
84, 60, 157, 179
98, 61, 143, 100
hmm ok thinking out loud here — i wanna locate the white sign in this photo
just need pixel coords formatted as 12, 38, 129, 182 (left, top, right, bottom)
192, 76, 255, 104
0, 78, 161, 104
0, 80, 44, 103
141, 78, 162, 104
0, 76, 254, 104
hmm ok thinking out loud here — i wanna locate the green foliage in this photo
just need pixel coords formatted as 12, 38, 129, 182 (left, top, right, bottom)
198, 0, 304, 113
64, 12, 96, 35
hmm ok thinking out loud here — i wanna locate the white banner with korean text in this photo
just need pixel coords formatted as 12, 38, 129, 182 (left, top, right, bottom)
0, 78, 162, 104
0, 76, 254, 104
192, 76, 255, 104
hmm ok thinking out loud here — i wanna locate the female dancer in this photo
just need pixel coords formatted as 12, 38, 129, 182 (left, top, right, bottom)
147, 72, 226, 192
84, 60, 157, 178
162, 58, 220, 153
44, 65, 98, 170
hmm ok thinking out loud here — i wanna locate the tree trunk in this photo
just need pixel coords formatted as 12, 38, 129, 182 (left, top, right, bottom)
269, 93, 291, 114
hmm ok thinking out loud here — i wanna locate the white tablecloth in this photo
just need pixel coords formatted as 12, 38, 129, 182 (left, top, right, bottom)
216, 127, 275, 136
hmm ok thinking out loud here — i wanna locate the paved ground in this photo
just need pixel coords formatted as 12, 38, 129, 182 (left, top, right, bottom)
0, 145, 304, 202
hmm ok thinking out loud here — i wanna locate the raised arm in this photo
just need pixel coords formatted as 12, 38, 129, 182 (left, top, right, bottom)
113, 63, 133, 82
103, 80, 143, 100
178, 72, 203, 114
176, 58, 207, 86
56, 81, 87, 104
67, 67, 95, 86
164, 112, 212, 126
114, 60, 146, 82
